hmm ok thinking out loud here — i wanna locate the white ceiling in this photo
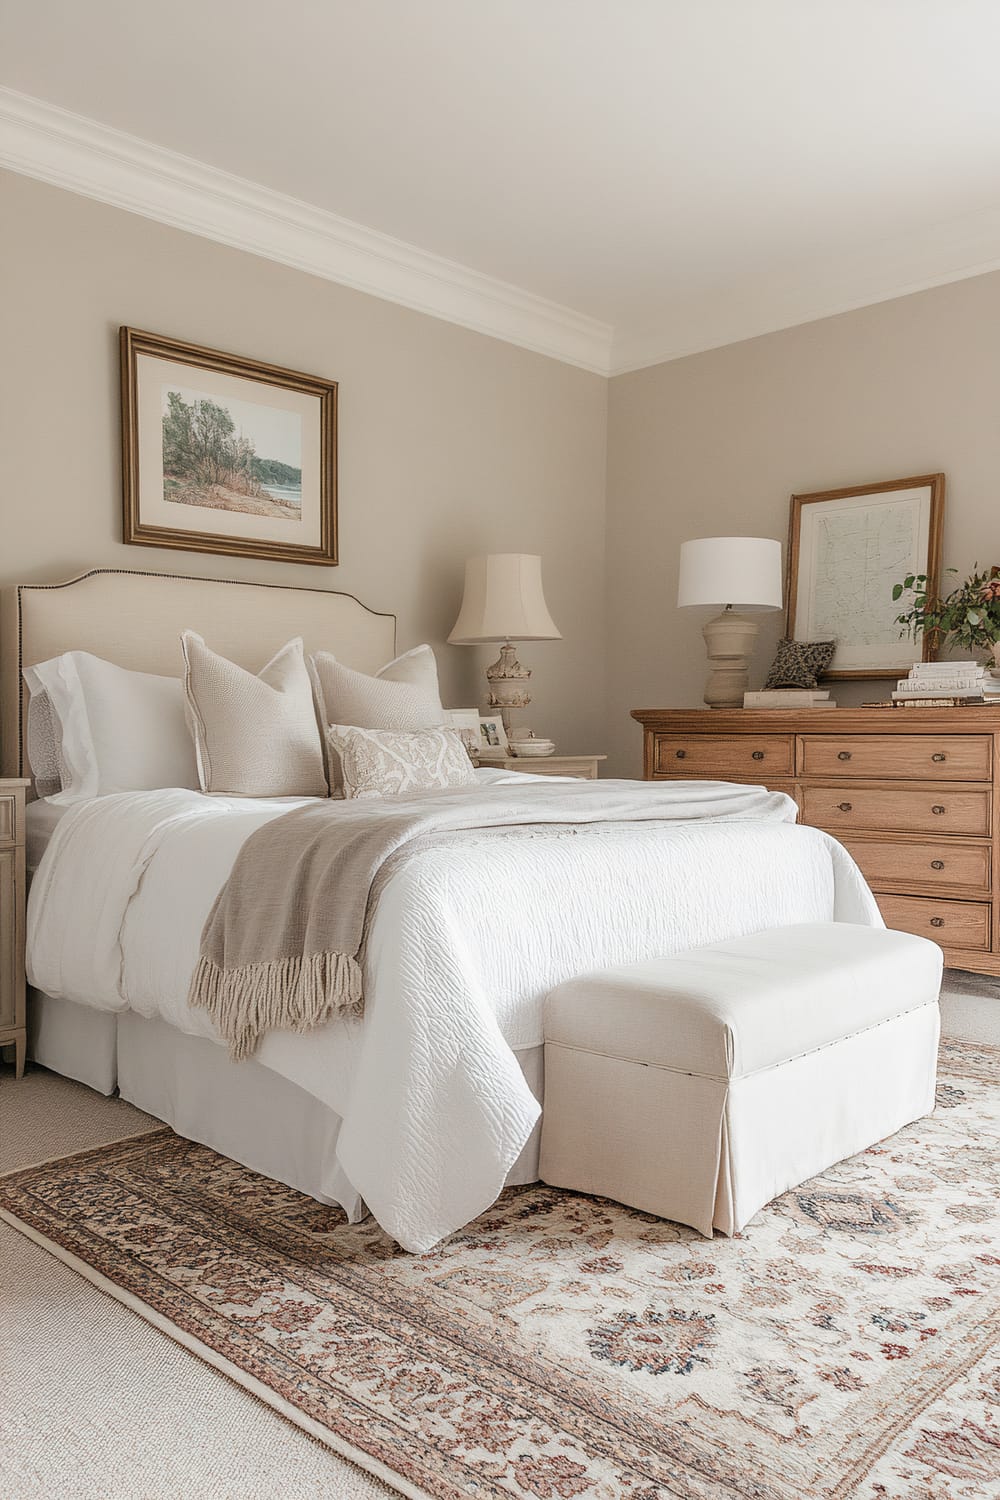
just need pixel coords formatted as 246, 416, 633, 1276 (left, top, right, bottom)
4, 0, 1000, 373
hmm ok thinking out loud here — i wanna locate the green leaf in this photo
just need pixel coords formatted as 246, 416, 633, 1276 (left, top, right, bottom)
904, 575, 915, 589
892, 583, 903, 601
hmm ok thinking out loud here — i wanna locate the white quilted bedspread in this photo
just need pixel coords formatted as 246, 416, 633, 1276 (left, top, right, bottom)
26, 779, 881, 1250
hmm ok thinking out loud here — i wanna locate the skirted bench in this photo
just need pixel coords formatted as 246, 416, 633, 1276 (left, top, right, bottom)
538, 922, 941, 1237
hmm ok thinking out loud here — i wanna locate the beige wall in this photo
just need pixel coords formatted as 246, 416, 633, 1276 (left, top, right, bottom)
0, 171, 607, 771
9, 169, 1000, 786
606, 271, 1000, 775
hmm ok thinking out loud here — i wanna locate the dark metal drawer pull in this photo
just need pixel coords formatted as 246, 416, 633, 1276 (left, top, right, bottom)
751, 750, 765, 761
932, 805, 946, 815
931, 859, 945, 870
838, 801, 852, 812
930, 917, 944, 928
837, 750, 852, 761
931, 752, 946, 763
675, 749, 686, 759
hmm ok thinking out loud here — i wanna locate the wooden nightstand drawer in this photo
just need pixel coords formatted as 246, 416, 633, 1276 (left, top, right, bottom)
839, 836, 991, 895
0, 779, 31, 1078
480, 755, 605, 779
877, 893, 991, 951
654, 734, 793, 780
0, 794, 18, 846
800, 734, 992, 782
802, 785, 991, 836
0, 848, 17, 1029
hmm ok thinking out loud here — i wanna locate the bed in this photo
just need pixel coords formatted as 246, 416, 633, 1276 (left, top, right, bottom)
12, 569, 883, 1252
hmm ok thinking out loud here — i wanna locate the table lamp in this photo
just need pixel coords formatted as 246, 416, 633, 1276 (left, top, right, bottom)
677, 537, 783, 707
448, 554, 562, 735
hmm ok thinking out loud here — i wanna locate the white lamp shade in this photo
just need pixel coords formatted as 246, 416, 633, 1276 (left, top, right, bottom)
677, 536, 783, 612
448, 554, 562, 643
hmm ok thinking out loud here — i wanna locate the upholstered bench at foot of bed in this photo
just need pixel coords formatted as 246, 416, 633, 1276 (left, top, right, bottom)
538, 922, 942, 1238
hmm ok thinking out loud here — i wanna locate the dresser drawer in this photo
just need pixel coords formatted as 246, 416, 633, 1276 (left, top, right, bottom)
800, 734, 992, 782
0, 847, 16, 1028
654, 734, 793, 780
802, 785, 991, 836
877, 893, 991, 951
839, 836, 991, 895
0, 794, 17, 847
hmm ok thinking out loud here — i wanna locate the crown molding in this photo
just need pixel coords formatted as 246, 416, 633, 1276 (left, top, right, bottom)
609, 204, 1000, 376
0, 87, 614, 375
7, 86, 1000, 384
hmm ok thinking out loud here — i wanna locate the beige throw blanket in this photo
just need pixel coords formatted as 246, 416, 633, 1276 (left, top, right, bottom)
189, 778, 794, 1058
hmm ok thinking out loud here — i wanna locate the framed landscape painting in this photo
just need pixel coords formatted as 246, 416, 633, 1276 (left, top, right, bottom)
786, 473, 944, 679
120, 328, 338, 565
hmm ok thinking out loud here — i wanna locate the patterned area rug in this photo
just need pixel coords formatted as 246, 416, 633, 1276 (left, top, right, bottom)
2, 1038, 999, 1500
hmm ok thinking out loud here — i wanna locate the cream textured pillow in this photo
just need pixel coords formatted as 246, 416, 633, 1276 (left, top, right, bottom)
309, 645, 445, 791
326, 724, 476, 800
309, 644, 444, 728
181, 633, 326, 797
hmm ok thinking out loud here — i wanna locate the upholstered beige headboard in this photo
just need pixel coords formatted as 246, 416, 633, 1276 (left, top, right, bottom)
5, 568, 396, 778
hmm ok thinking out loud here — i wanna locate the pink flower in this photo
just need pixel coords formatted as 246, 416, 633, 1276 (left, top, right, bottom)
980, 577, 1000, 602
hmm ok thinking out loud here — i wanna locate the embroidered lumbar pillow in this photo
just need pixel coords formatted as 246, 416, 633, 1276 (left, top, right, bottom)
181, 633, 326, 797
764, 638, 836, 690
326, 724, 476, 800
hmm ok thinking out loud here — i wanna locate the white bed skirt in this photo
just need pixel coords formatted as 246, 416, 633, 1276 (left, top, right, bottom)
28, 991, 544, 1225
29, 991, 118, 1094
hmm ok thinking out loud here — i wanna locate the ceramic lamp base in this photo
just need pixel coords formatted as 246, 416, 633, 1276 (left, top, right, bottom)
702, 612, 760, 708
486, 641, 531, 736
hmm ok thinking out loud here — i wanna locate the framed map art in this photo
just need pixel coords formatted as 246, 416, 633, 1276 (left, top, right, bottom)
786, 473, 945, 679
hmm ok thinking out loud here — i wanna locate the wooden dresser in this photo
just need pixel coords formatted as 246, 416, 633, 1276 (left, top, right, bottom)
632, 707, 1000, 977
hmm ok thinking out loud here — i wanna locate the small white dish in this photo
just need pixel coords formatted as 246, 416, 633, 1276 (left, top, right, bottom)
510, 740, 556, 757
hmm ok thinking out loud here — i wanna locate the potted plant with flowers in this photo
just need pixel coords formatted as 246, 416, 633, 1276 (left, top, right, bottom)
892, 565, 1000, 666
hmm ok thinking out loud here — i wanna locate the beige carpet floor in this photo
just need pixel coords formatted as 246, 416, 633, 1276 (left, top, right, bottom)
2, 975, 998, 1499
0, 1069, 393, 1500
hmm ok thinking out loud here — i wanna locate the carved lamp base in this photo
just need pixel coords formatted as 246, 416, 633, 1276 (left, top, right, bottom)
701, 612, 760, 708
486, 641, 531, 736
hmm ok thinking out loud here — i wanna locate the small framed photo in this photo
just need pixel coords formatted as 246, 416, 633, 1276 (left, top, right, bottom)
445, 708, 482, 759
120, 326, 337, 566
478, 714, 509, 757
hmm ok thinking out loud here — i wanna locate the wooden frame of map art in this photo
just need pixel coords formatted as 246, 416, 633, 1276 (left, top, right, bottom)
786, 473, 945, 680
121, 327, 338, 565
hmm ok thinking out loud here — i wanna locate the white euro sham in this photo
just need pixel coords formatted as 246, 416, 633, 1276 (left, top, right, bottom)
23, 652, 199, 801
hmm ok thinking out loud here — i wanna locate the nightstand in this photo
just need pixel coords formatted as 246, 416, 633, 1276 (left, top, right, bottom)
480, 755, 606, 780
0, 780, 30, 1079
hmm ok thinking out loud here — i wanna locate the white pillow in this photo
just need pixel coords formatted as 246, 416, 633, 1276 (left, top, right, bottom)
326, 724, 476, 800
181, 633, 326, 797
22, 653, 200, 803
309, 645, 445, 792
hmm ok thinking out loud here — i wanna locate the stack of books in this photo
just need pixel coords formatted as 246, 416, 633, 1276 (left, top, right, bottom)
743, 688, 835, 709
892, 661, 998, 707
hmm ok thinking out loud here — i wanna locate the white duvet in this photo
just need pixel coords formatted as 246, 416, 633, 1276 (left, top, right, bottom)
27, 779, 881, 1251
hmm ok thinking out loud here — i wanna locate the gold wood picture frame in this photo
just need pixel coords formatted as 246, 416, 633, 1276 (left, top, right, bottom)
787, 473, 945, 680
121, 327, 338, 566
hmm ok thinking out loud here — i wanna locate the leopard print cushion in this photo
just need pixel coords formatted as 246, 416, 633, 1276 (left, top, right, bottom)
764, 638, 836, 689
